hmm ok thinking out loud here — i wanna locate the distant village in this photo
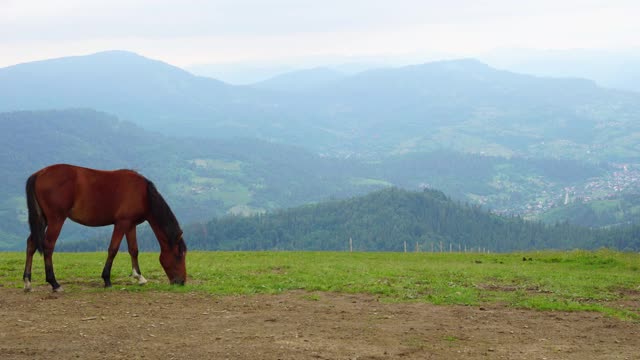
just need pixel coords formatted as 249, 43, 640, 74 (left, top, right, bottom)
498, 163, 640, 217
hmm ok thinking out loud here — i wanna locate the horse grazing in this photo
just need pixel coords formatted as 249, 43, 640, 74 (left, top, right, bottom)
23, 164, 187, 292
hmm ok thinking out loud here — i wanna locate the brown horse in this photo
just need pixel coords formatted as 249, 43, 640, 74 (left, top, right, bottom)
23, 164, 187, 292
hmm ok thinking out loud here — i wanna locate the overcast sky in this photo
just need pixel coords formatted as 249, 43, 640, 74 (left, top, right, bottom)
1, 0, 639, 68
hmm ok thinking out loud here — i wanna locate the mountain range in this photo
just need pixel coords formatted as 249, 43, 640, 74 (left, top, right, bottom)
2, 51, 640, 161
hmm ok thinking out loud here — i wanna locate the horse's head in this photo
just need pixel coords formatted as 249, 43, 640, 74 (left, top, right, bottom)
159, 233, 187, 285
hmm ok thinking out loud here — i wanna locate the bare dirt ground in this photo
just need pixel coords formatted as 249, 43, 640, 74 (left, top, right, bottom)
1, 286, 639, 360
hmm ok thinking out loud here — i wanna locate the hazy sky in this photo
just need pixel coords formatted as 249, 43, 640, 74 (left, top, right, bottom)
2, 0, 639, 68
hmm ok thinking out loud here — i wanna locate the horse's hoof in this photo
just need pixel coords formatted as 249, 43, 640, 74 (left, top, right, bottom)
137, 276, 148, 285
52, 286, 64, 293
23, 286, 32, 293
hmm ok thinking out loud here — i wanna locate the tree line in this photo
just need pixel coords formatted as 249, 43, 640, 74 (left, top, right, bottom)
190, 188, 640, 252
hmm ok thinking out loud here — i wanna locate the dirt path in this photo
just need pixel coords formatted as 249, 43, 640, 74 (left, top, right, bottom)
0, 287, 638, 359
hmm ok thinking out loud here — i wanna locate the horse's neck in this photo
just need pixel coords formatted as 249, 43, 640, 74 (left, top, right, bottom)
147, 219, 171, 250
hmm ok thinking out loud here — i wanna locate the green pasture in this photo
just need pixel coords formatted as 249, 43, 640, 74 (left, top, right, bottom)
1, 250, 639, 320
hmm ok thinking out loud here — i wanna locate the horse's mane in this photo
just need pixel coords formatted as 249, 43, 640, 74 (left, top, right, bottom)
120, 168, 142, 176
146, 179, 186, 255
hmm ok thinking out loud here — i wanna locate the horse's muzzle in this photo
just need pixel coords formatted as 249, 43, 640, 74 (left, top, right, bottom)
171, 278, 185, 285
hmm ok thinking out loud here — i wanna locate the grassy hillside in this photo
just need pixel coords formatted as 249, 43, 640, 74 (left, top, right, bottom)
1, 250, 638, 319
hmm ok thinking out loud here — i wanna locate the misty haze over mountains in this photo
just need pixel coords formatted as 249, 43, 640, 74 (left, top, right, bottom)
481, 48, 640, 93
186, 49, 640, 93
3, 50, 640, 161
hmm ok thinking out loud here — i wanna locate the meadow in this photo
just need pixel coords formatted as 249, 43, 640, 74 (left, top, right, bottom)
1, 249, 639, 320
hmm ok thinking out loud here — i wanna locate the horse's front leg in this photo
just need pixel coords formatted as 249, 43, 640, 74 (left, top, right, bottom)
126, 227, 147, 285
101, 223, 128, 287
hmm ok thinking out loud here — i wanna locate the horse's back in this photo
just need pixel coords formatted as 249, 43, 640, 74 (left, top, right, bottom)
34, 164, 149, 227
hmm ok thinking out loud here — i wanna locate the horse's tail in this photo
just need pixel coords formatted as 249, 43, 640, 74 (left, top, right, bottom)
26, 173, 47, 254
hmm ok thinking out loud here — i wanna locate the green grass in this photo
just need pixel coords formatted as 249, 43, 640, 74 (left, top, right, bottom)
1, 250, 639, 320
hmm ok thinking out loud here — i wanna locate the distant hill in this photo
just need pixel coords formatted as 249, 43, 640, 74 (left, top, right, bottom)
0, 51, 279, 137
3, 52, 640, 161
252, 67, 347, 91
302, 59, 640, 158
146, 188, 638, 252
187, 62, 298, 85
483, 48, 640, 93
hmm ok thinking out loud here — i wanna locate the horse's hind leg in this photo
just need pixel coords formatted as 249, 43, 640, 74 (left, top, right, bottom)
23, 235, 37, 292
126, 227, 147, 285
101, 223, 128, 287
43, 219, 64, 292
